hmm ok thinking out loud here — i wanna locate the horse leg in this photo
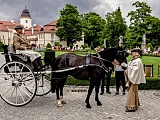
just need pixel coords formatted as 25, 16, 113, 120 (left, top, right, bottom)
100, 75, 105, 95
56, 80, 63, 107
60, 79, 67, 104
85, 82, 94, 108
95, 81, 102, 106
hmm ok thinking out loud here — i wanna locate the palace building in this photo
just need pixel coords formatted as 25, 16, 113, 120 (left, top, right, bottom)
0, 7, 84, 49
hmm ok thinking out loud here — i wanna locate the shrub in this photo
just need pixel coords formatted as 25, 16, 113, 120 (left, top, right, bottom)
0, 40, 4, 52
45, 43, 53, 51
146, 43, 154, 52
65, 77, 160, 90
54, 42, 61, 46
81, 43, 88, 49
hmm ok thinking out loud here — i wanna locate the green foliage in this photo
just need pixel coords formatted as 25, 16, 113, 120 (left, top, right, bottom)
0, 39, 4, 52
45, 43, 53, 51
104, 7, 127, 47
66, 76, 90, 86
54, 42, 61, 46
146, 43, 154, 52
56, 4, 83, 46
65, 76, 160, 90
126, 1, 160, 48
81, 43, 88, 49
139, 78, 160, 90
69, 43, 73, 49
82, 12, 105, 48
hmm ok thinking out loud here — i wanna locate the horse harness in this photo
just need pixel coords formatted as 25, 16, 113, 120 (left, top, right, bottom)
57, 52, 113, 75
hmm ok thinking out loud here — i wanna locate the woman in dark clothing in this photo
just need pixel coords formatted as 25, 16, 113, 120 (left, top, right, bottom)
115, 60, 126, 95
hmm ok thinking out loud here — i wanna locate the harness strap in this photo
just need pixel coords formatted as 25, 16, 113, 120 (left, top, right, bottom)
92, 55, 113, 63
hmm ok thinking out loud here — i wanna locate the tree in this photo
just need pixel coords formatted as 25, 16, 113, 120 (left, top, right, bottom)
56, 4, 83, 46
104, 7, 127, 47
146, 16, 160, 47
82, 12, 105, 48
127, 1, 152, 48
0, 38, 4, 52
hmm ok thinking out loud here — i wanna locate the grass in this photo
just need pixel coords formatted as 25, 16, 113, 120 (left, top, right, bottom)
127, 55, 160, 77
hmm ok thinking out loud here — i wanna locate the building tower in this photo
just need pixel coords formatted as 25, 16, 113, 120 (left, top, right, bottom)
20, 7, 32, 29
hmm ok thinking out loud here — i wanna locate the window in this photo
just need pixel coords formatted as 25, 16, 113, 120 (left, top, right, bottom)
51, 34, 54, 39
26, 20, 28, 23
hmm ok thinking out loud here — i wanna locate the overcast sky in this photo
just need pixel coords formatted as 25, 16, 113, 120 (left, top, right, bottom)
0, 0, 160, 26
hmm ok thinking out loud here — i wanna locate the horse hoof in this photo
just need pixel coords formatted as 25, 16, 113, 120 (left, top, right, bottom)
61, 100, 67, 104
57, 103, 63, 107
97, 102, 102, 106
86, 104, 92, 108
57, 100, 63, 107
100, 92, 104, 95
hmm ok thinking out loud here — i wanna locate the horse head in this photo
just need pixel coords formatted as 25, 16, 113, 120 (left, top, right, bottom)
99, 46, 128, 64
116, 45, 129, 63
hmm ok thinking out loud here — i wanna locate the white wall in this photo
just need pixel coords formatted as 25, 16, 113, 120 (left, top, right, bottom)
20, 17, 32, 29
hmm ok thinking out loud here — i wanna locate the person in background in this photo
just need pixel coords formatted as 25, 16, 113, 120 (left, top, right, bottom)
124, 48, 146, 112
13, 25, 42, 70
114, 59, 126, 95
100, 63, 114, 95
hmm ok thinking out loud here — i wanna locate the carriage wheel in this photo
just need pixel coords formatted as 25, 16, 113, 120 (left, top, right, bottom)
0, 61, 37, 107
34, 65, 51, 96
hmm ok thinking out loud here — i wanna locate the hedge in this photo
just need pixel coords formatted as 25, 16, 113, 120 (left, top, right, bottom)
65, 76, 160, 90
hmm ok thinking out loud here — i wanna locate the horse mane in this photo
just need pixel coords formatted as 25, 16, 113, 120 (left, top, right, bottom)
99, 47, 119, 62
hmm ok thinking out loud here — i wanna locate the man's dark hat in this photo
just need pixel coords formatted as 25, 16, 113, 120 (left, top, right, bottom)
14, 25, 23, 30
131, 48, 143, 56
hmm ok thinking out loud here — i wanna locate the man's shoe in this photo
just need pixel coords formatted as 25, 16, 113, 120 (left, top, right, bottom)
125, 109, 136, 112
106, 91, 111, 94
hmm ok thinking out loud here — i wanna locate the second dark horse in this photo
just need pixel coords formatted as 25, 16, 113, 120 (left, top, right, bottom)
51, 46, 128, 108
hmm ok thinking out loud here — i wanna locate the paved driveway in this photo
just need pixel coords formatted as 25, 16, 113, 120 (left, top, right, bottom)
0, 86, 160, 120
0, 53, 160, 120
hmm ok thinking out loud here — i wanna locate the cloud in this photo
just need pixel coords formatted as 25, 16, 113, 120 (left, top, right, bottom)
0, 0, 160, 26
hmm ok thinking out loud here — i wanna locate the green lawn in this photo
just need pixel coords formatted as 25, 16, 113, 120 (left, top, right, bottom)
127, 55, 160, 77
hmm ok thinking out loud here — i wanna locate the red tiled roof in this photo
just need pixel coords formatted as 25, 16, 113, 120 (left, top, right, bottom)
44, 20, 57, 26
0, 20, 21, 30
0, 23, 8, 31
39, 20, 58, 33
24, 24, 42, 35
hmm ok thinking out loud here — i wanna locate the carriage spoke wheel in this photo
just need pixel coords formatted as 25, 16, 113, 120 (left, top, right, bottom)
0, 61, 37, 107
34, 65, 51, 96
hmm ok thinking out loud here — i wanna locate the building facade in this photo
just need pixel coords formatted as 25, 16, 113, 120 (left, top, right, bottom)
0, 7, 84, 49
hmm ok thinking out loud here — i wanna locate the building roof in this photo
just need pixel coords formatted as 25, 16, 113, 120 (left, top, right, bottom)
0, 22, 8, 31
24, 24, 42, 35
20, 7, 31, 18
0, 20, 20, 31
39, 20, 58, 33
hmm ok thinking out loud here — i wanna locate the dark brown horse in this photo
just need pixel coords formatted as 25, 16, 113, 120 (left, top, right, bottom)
51, 46, 128, 108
